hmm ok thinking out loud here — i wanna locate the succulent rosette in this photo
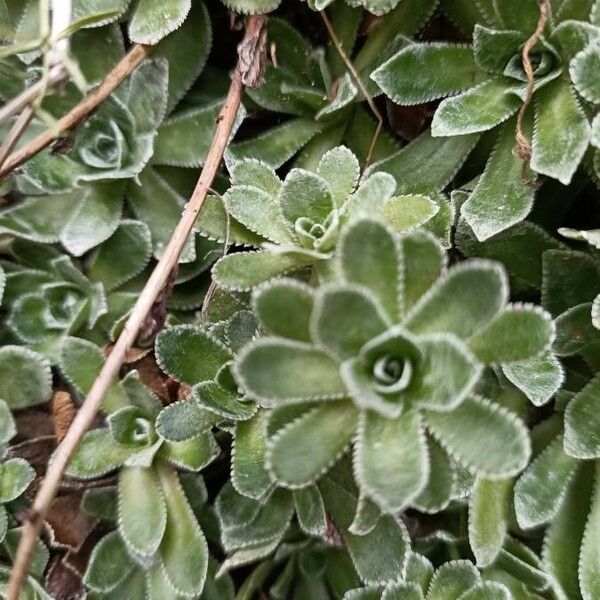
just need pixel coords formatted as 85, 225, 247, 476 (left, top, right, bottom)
234, 216, 555, 514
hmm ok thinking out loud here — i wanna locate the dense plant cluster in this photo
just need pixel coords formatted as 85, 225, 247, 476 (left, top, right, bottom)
1, 0, 600, 598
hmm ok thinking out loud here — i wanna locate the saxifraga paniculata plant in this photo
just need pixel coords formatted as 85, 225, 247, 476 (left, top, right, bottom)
2, 0, 600, 598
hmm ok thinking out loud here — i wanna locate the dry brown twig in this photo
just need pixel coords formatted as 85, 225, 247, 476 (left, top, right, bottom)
6, 14, 268, 600
514, 0, 551, 186
320, 10, 382, 168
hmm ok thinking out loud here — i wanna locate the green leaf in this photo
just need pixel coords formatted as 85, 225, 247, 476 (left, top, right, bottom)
565, 374, 600, 458
157, 464, 208, 597
267, 402, 358, 487
413, 438, 455, 513
154, 101, 245, 167
404, 552, 434, 593
153, 1, 212, 113
127, 168, 196, 262
424, 395, 530, 477
580, 462, 600, 600
355, 409, 428, 513
155, 401, 217, 443
432, 78, 520, 136
571, 43, 600, 104
118, 466, 166, 557
68, 429, 133, 479
372, 43, 483, 105
382, 582, 424, 600
279, 168, 333, 227
88, 220, 152, 291
193, 380, 256, 421
368, 129, 479, 195
531, 77, 591, 185
502, 352, 563, 407
312, 285, 390, 360
462, 121, 534, 241
226, 119, 322, 169
0, 459, 34, 502
60, 337, 129, 414
235, 338, 345, 405
459, 582, 510, 600
84, 531, 134, 593
381, 194, 440, 233
0, 400, 16, 445
406, 261, 508, 339
543, 462, 592, 600
253, 279, 314, 342
338, 217, 401, 321
59, 182, 124, 257
162, 432, 220, 471
468, 304, 553, 363
515, 435, 579, 529
469, 477, 512, 567
223, 184, 292, 245
232, 411, 274, 501
293, 486, 327, 536
213, 251, 315, 292
0, 345, 51, 409
128, 0, 191, 44
221, 0, 281, 14
473, 25, 525, 73
426, 561, 480, 600
318, 146, 360, 207
155, 324, 232, 386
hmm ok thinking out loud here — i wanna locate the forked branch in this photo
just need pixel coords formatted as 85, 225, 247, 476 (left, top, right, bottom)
6, 14, 268, 600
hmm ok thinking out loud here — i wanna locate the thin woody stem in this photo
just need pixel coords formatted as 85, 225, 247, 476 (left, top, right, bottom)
5, 15, 268, 600
0, 44, 153, 178
320, 10, 382, 168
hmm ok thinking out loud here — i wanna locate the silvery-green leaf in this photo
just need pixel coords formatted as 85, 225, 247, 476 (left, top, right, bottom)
426, 560, 480, 600
223, 184, 292, 245
404, 552, 434, 593
155, 401, 218, 443
462, 120, 534, 241
565, 374, 600, 458
349, 494, 381, 536
157, 464, 208, 597
83, 531, 134, 593
220, 0, 281, 15
318, 146, 360, 207
267, 402, 358, 487
372, 43, 483, 105
118, 466, 166, 557
381, 194, 440, 233
88, 220, 152, 291
235, 338, 345, 405
531, 77, 591, 185
293, 486, 327, 536
382, 582, 424, 600
502, 352, 564, 407
154, 100, 245, 168
212, 251, 315, 292
468, 304, 554, 363
0, 458, 34, 502
469, 477, 512, 567
252, 279, 313, 342
413, 438, 455, 513
543, 463, 593, 600
355, 409, 428, 513
60, 336, 129, 413
432, 78, 520, 137
424, 395, 530, 478
0, 399, 16, 444
473, 25, 525, 73
232, 411, 273, 501
492, 0, 541, 33
570, 43, 600, 104
226, 119, 322, 169
278, 168, 333, 227
406, 260, 508, 339
458, 582, 510, 600
193, 381, 256, 421
68, 428, 133, 479
367, 130, 479, 196
579, 462, 600, 600
0, 345, 51, 409
153, 1, 212, 113
515, 435, 579, 529
128, 0, 191, 44
312, 285, 390, 361
127, 167, 195, 263
155, 324, 232, 386
162, 432, 220, 471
